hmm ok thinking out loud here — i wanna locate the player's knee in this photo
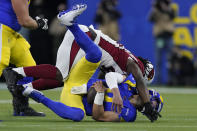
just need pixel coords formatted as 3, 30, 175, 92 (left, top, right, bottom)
129, 115, 137, 122
94, 47, 102, 61
55, 67, 63, 83
72, 109, 85, 121
0, 66, 6, 76
60, 108, 85, 121
0, 70, 2, 77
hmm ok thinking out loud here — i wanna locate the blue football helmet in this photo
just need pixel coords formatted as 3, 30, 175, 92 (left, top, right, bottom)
149, 89, 164, 113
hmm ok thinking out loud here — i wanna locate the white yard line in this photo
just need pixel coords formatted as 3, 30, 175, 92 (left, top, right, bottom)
1, 82, 197, 94
0, 99, 59, 104
0, 100, 38, 104
151, 87, 197, 94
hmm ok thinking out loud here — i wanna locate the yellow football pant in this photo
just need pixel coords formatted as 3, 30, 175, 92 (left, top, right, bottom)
60, 57, 100, 113
0, 24, 36, 76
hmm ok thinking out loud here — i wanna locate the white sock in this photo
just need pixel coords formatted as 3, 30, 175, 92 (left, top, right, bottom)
12, 67, 26, 77
22, 83, 43, 97
22, 83, 33, 96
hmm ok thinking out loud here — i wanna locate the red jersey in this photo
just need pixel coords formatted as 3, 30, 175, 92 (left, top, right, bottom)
55, 25, 145, 79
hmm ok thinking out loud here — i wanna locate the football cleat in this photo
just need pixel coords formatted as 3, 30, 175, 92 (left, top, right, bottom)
3, 68, 45, 117
3, 67, 24, 95
71, 84, 87, 94
57, 4, 87, 26
13, 107, 45, 117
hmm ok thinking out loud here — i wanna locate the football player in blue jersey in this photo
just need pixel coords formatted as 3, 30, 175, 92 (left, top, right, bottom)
0, 0, 48, 116
13, 71, 163, 122
84, 72, 163, 122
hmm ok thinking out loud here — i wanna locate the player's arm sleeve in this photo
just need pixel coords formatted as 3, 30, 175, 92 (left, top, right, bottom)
120, 106, 137, 122
105, 72, 125, 89
11, 0, 38, 29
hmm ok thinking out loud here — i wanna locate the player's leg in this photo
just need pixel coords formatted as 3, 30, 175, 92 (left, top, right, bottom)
67, 24, 101, 63
29, 90, 84, 121
55, 25, 92, 81
59, 50, 102, 119
58, 4, 101, 63
15, 78, 83, 121
5, 32, 44, 116
55, 29, 77, 80
59, 57, 100, 121
31, 92, 84, 121
58, 25, 102, 121
0, 25, 32, 116
10, 64, 63, 90
56, 4, 102, 121
0, 26, 29, 116
10, 34, 63, 90
0, 25, 11, 76
4, 67, 63, 91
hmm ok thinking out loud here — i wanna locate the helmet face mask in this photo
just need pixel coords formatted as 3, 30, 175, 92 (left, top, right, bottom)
149, 89, 164, 113
136, 89, 164, 116
151, 100, 158, 110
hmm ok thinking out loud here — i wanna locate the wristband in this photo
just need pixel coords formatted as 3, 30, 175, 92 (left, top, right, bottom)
94, 92, 104, 105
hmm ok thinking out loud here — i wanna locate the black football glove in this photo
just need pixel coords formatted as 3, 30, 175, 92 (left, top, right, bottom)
35, 16, 48, 30
141, 102, 161, 122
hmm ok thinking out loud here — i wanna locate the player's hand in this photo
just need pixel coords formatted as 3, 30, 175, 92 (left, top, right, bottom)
35, 16, 48, 30
111, 88, 123, 113
141, 102, 160, 122
92, 81, 105, 93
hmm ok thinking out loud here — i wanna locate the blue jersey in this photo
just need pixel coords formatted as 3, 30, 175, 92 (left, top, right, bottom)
0, 0, 30, 31
83, 74, 137, 122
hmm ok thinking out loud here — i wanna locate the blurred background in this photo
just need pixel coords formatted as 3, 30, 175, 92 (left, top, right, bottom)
19, 0, 197, 86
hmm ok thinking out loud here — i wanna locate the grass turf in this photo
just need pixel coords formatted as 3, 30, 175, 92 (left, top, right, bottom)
0, 86, 197, 131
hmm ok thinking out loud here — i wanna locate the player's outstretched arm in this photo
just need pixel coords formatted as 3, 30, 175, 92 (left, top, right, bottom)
92, 109, 120, 122
11, 0, 48, 30
92, 81, 120, 122
126, 58, 149, 103
126, 58, 159, 122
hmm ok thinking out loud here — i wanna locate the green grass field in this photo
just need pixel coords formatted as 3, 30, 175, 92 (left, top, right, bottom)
0, 84, 197, 131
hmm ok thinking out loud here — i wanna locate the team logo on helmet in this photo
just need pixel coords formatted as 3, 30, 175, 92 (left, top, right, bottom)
137, 57, 155, 84
144, 61, 155, 84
